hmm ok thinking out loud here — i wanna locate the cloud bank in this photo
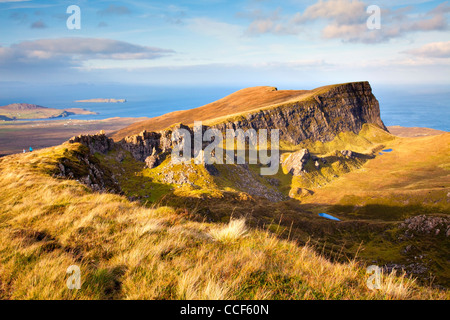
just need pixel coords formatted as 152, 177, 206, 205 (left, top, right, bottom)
404, 41, 450, 58
243, 0, 449, 43
0, 38, 174, 68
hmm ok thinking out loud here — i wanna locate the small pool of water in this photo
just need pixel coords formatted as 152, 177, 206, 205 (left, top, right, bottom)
318, 213, 340, 221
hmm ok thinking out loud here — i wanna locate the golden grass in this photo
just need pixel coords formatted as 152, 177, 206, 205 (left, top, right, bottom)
0, 143, 447, 300
208, 218, 248, 243
301, 132, 450, 212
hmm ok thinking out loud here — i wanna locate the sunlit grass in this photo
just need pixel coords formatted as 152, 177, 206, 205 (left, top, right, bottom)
208, 218, 248, 243
0, 143, 446, 300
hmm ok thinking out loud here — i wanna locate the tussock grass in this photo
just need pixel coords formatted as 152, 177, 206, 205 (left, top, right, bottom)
0, 143, 447, 300
208, 218, 248, 243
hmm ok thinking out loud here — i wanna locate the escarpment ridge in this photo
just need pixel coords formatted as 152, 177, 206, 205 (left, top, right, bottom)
83, 82, 386, 165
111, 81, 386, 142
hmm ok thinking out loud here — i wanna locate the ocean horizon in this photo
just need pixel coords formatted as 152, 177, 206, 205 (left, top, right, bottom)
1, 83, 449, 132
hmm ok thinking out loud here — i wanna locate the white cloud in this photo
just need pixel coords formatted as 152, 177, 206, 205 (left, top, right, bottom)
296, 0, 366, 25
403, 41, 450, 58
8, 38, 173, 61
243, 0, 449, 43
0, 37, 175, 78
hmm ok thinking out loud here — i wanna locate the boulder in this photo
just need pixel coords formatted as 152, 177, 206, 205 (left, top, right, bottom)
340, 150, 354, 158
289, 187, 314, 198
282, 149, 310, 176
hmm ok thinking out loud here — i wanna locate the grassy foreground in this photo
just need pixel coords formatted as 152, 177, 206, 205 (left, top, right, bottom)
0, 143, 447, 300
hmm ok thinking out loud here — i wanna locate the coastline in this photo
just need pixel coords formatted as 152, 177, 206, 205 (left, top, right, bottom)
387, 125, 447, 137
0, 117, 148, 156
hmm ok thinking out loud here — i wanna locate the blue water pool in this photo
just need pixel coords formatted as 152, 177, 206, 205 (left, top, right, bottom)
318, 213, 341, 221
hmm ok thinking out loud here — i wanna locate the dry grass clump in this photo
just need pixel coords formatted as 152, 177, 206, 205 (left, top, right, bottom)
0, 143, 447, 300
208, 218, 247, 243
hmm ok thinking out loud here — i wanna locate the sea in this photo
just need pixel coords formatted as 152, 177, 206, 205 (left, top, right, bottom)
0, 83, 449, 132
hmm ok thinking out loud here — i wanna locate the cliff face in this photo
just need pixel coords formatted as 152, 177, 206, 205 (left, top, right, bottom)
70, 82, 387, 165
210, 82, 386, 144
69, 132, 115, 155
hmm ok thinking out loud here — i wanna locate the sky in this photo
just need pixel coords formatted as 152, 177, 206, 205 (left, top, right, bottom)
0, 0, 449, 88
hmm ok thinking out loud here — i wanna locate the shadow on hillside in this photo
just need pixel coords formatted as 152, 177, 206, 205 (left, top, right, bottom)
154, 192, 450, 288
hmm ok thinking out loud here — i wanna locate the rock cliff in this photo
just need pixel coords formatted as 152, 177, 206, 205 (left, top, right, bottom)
209, 82, 386, 144
68, 82, 387, 169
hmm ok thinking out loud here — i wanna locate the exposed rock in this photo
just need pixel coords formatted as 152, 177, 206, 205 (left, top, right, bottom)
289, 187, 314, 199
399, 215, 449, 237
144, 155, 159, 169
204, 164, 219, 176
231, 164, 285, 202
159, 163, 193, 185
119, 124, 194, 167
341, 150, 354, 158
115, 151, 126, 163
211, 82, 386, 145
120, 130, 163, 162
383, 263, 428, 276
58, 163, 65, 175
266, 177, 280, 186
282, 149, 310, 176
314, 160, 320, 169
115, 81, 386, 168
69, 132, 114, 155
144, 148, 166, 169
57, 150, 121, 194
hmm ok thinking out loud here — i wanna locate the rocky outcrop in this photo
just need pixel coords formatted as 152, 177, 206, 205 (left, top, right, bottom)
400, 215, 450, 237
120, 130, 164, 162
118, 124, 193, 163
145, 154, 160, 169
282, 149, 310, 176
56, 147, 121, 193
340, 150, 354, 158
211, 82, 386, 145
69, 132, 114, 155
69, 82, 386, 173
230, 164, 285, 202
144, 147, 167, 169
109, 81, 386, 167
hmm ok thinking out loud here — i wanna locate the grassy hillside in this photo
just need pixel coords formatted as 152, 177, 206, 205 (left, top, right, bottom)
95, 123, 450, 287
0, 143, 446, 299
302, 131, 450, 215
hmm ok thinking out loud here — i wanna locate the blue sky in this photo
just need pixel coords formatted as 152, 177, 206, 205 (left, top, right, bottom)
0, 0, 449, 88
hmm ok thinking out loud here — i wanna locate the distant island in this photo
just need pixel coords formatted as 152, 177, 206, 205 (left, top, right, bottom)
0, 103, 97, 120
75, 98, 126, 103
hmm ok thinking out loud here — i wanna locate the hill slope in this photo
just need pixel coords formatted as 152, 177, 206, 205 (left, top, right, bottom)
111, 82, 386, 141
0, 143, 445, 299
111, 86, 307, 140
